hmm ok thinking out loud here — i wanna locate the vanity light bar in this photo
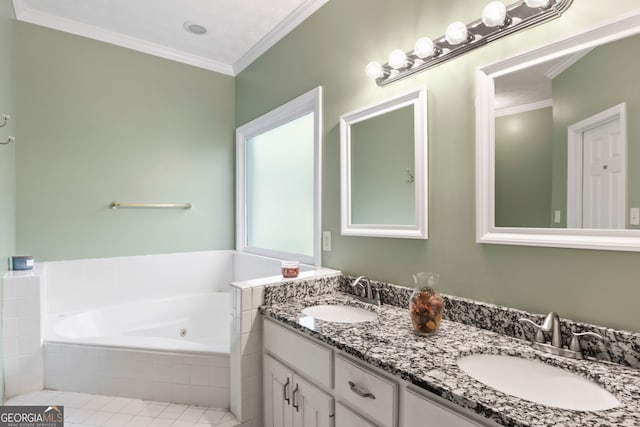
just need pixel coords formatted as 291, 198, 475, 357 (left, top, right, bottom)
367, 0, 573, 86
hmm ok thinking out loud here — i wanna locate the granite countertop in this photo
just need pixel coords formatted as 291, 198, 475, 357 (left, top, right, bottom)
260, 291, 640, 427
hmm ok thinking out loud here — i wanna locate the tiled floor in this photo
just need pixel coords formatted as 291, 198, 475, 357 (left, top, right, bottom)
5, 390, 239, 427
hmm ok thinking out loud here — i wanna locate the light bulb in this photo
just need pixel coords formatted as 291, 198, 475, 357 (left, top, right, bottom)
525, 0, 550, 7
414, 37, 435, 58
482, 1, 507, 27
445, 21, 469, 45
388, 49, 408, 69
365, 61, 384, 79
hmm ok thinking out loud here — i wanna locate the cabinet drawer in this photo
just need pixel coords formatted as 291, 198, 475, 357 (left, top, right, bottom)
334, 354, 397, 427
403, 388, 486, 427
335, 402, 376, 427
264, 319, 333, 389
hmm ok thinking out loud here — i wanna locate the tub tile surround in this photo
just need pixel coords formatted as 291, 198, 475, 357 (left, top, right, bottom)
43, 343, 230, 408
44, 251, 239, 314
2, 267, 44, 397
230, 284, 262, 425
260, 276, 640, 427
229, 270, 341, 427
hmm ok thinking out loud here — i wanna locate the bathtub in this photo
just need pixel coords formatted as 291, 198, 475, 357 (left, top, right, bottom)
32, 250, 319, 408
46, 292, 230, 354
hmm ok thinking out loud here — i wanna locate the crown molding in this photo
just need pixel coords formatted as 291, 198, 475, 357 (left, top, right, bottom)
12, 0, 329, 76
232, 0, 330, 75
12, 1, 235, 75
544, 49, 593, 79
495, 98, 552, 118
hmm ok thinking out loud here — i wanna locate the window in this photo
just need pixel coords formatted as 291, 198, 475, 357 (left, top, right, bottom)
236, 87, 322, 265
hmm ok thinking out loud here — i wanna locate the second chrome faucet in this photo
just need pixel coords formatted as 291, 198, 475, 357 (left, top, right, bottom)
519, 312, 603, 360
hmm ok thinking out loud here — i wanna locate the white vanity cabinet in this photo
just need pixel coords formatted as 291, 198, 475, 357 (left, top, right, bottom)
264, 354, 334, 427
263, 319, 494, 427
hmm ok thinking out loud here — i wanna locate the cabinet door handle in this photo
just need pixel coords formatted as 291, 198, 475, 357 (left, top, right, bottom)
292, 384, 300, 412
348, 381, 376, 400
283, 377, 291, 405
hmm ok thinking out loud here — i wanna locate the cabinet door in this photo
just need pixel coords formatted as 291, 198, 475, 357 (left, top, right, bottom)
335, 402, 376, 427
292, 375, 334, 427
264, 354, 294, 427
403, 388, 484, 427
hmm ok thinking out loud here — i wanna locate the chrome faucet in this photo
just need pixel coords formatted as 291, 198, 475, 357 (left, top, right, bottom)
350, 276, 368, 297
541, 312, 562, 348
519, 312, 603, 360
349, 276, 381, 306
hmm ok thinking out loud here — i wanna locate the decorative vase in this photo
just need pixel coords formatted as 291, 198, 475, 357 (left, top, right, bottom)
409, 272, 444, 335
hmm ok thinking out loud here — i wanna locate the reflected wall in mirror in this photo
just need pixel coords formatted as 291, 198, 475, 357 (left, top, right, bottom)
340, 86, 427, 238
351, 104, 415, 225
476, 11, 640, 251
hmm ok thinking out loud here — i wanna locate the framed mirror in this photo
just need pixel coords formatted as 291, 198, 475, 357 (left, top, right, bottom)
476, 10, 640, 251
340, 86, 428, 238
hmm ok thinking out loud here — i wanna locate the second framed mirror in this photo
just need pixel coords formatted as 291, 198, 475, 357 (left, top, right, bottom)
340, 86, 428, 238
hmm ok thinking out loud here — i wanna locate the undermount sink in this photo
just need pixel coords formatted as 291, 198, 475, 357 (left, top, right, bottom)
457, 354, 619, 411
301, 305, 378, 323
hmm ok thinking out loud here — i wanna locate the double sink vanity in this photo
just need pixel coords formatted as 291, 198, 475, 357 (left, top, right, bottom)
260, 275, 640, 427
258, 10, 640, 426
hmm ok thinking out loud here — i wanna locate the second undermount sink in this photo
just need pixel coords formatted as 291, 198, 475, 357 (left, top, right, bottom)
457, 354, 619, 411
301, 305, 378, 323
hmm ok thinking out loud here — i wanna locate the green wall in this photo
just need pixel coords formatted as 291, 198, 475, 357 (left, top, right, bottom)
495, 107, 553, 227
0, 3, 15, 265
16, 23, 236, 261
551, 35, 640, 228
236, 0, 640, 331
0, 0, 16, 404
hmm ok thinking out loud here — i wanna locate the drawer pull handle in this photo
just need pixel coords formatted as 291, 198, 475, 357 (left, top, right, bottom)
284, 377, 291, 405
292, 384, 300, 412
348, 381, 376, 400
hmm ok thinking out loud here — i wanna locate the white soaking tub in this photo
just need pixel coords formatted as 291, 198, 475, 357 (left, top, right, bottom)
46, 292, 230, 354
36, 250, 317, 408
44, 291, 231, 407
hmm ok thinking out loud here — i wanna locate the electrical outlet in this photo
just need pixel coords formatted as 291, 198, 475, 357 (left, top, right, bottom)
322, 231, 332, 251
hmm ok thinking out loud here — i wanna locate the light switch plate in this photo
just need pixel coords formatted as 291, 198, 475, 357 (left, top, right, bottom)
554, 210, 562, 224
322, 231, 332, 251
630, 208, 640, 225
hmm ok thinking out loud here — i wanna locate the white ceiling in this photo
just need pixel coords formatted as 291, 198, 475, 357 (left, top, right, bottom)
12, 0, 329, 75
